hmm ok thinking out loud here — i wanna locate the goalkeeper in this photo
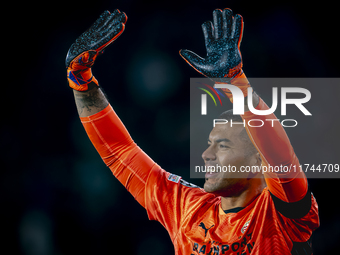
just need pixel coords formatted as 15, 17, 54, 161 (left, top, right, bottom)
66, 9, 319, 254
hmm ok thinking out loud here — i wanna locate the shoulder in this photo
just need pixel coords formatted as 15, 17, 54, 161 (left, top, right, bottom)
145, 167, 218, 223
146, 167, 215, 202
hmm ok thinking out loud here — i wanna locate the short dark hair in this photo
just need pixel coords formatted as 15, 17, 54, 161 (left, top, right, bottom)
218, 110, 258, 156
219, 109, 243, 123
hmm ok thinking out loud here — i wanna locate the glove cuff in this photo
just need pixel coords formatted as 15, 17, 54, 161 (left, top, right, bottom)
216, 70, 251, 102
67, 67, 99, 91
66, 51, 99, 91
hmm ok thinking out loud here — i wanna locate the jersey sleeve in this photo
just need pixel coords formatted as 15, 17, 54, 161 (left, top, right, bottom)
80, 104, 160, 208
79, 104, 211, 239
275, 190, 319, 243
242, 97, 308, 203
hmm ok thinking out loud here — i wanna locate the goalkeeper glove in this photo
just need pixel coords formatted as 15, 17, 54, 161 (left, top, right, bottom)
179, 8, 250, 100
66, 10, 127, 91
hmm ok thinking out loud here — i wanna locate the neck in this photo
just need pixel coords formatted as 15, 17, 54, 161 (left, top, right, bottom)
220, 177, 266, 211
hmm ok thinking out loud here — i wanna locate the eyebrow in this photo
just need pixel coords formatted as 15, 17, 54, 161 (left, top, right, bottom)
208, 138, 234, 145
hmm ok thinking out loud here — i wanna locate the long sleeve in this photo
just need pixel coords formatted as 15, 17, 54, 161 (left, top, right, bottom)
79, 104, 161, 208
78, 103, 213, 238
242, 98, 308, 203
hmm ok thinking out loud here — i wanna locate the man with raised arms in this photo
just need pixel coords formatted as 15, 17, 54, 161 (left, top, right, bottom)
66, 8, 319, 254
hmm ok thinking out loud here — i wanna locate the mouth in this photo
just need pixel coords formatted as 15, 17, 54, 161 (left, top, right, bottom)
205, 172, 220, 179
204, 165, 220, 179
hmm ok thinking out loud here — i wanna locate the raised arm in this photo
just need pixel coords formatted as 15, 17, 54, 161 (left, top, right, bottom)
65, 10, 160, 208
180, 8, 309, 206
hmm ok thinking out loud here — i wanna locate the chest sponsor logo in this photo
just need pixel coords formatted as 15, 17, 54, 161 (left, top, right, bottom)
192, 232, 254, 255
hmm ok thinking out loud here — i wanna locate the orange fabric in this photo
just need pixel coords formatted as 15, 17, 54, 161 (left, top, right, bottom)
217, 71, 251, 102
242, 98, 308, 202
80, 105, 159, 207
79, 103, 319, 254
146, 173, 319, 254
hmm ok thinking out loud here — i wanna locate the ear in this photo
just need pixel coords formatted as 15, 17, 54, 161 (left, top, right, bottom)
255, 152, 262, 166
246, 152, 262, 180
248, 151, 261, 166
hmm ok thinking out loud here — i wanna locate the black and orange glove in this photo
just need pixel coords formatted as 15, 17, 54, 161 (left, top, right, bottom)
179, 9, 250, 100
66, 10, 127, 91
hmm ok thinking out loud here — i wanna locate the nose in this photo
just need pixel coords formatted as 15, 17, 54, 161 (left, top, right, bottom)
202, 145, 216, 162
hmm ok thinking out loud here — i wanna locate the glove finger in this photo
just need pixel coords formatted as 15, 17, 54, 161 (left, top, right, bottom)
116, 11, 127, 24
98, 11, 127, 34
231, 14, 244, 47
108, 9, 126, 24
96, 23, 125, 52
111, 9, 120, 16
107, 12, 128, 30
99, 9, 121, 30
91, 10, 111, 31
213, 9, 223, 39
202, 21, 213, 47
222, 8, 233, 39
179, 49, 205, 75
108, 23, 125, 41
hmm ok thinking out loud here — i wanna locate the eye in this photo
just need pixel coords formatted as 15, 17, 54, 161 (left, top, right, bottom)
219, 144, 229, 149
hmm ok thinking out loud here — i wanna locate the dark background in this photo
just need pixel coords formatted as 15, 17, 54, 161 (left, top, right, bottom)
3, 0, 340, 254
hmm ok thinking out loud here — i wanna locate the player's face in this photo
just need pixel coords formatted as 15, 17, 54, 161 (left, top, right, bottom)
202, 124, 258, 197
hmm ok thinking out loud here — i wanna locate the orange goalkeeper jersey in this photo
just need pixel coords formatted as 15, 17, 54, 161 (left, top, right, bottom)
80, 97, 319, 255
